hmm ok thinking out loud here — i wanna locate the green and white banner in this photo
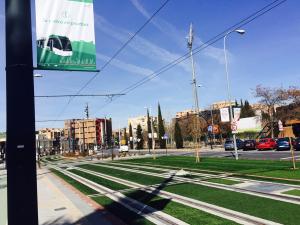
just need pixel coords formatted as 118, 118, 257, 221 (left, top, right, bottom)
35, 0, 96, 71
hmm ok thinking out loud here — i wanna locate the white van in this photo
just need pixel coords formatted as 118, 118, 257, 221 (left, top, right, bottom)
119, 145, 129, 152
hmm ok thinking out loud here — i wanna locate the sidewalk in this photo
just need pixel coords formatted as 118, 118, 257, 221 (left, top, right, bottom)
0, 165, 7, 225
37, 168, 121, 225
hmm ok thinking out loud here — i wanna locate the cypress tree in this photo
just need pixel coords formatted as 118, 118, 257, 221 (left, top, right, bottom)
129, 123, 133, 149
174, 120, 183, 149
158, 103, 166, 149
147, 109, 152, 149
136, 124, 144, 149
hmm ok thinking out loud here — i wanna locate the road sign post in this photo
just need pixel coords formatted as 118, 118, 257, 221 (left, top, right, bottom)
6, 0, 38, 224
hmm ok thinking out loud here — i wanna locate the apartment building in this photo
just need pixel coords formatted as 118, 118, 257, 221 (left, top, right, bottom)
63, 118, 112, 151
128, 115, 158, 135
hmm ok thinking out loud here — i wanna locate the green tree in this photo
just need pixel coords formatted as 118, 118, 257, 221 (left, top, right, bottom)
146, 109, 152, 149
136, 124, 144, 149
129, 123, 133, 149
240, 99, 244, 108
174, 120, 183, 149
240, 100, 255, 118
158, 103, 166, 149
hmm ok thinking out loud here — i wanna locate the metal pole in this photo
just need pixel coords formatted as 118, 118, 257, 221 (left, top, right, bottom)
149, 108, 155, 159
6, 0, 39, 224
188, 23, 200, 162
211, 106, 215, 144
223, 33, 238, 160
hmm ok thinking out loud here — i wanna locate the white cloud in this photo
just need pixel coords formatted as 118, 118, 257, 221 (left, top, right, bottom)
94, 13, 191, 73
96, 52, 154, 76
129, 0, 227, 64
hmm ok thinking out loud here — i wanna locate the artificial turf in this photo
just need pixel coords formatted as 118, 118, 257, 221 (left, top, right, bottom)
163, 183, 300, 225
282, 189, 300, 197
205, 178, 242, 185
125, 190, 237, 225
69, 169, 129, 190
109, 162, 166, 173
77, 164, 166, 185
50, 169, 98, 195
123, 156, 300, 181
92, 196, 153, 225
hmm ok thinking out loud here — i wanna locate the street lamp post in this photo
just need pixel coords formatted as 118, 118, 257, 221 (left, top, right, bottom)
145, 107, 155, 159
223, 29, 245, 160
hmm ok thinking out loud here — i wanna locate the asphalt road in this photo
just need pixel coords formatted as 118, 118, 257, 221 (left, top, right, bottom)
95, 148, 300, 161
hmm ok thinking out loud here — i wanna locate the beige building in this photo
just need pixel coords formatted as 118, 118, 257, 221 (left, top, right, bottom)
64, 118, 112, 151
211, 101, 235, 110
175, 109, 196, 118
38, 128, 63, 140
128, 115, 158, 135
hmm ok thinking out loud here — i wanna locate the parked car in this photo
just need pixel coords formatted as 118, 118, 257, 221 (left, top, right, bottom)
119, 145, 129, 152
257, 138, 276, 150
224, 139, 244, 151
276, 137, 293, 151
293, 137, 300, 151
243, 140, 256, 151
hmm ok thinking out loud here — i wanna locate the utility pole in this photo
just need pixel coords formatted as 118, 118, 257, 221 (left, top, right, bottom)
187, 23, 200, 163
6, 0, 39, 224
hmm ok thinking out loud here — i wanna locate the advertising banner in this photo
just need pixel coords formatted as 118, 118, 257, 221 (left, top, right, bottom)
220, 108, 230, 122
233, 107, 241, 121
236, 116, 262, 133
35, 0, 96, 71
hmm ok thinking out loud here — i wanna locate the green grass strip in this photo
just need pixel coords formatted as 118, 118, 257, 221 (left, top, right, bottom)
92, 196, 153, 225
125, 190, 237, 225
50, 169, 97, 195
206, 178, 242, 185
77, 164, 166, 185
124, 156, 300, 180
69, 169, 129, 190
231, 174, 300, 185
282, 189, 300, 197
164, 183, 300, 225
110, 162, 166, 174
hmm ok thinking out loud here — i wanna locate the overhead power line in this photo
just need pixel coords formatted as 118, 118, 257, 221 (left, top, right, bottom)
35, 94, 125, 98
52, 0, 171, 122
37, 0, 287, 123
95, 0, 287, 112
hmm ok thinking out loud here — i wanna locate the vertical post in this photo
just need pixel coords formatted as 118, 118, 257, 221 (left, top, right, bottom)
150, 108, 155, 160
223, 34, 238, 160
188, 23, 200, 163
290, 137, 296, 170
5, 0, 39, 224
82, 120, 85, 153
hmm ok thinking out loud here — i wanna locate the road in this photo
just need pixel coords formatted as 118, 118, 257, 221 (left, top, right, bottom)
100, 147, 300, 161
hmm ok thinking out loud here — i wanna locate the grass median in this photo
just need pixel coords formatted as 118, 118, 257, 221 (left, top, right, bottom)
125, 190, 237, 225
50, 169, 98, 195
92, 196, 153, 225
123, 156, 300, 181
77, 164, 166, 185
163, 182, 300, 225
69, 169, 129, 190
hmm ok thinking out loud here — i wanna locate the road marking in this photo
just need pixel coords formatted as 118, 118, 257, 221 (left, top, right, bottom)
280, 155, 300, 160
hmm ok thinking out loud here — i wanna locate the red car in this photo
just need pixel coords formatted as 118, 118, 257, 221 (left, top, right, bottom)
257, 138, 276, 150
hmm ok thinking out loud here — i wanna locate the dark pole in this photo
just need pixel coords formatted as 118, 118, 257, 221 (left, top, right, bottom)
5, 0, 38, 225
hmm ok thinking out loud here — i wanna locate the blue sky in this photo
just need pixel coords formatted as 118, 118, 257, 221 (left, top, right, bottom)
0, 0, 300, 131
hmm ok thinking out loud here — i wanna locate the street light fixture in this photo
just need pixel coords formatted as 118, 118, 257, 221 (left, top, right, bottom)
223, 29, 246, 160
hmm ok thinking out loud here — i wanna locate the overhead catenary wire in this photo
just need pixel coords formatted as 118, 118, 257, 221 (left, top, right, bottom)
51, 0, 171, 123
94, 0, 287, 112
35, 94, 125, 98
37, 0, 287, 123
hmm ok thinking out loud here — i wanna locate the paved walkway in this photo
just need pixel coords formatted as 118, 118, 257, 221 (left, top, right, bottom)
37, 168, 118, 225
0, 165, 7, 225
